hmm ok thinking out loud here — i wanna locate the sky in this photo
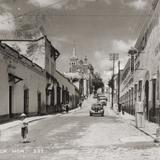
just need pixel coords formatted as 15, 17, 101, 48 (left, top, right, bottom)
0, 0, 154, 84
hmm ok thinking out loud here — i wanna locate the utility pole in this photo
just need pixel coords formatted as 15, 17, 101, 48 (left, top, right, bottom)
109, 53, 119, 109
118, 61, 120, 112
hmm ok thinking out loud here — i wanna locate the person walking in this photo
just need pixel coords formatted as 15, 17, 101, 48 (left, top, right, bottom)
79, 99, 82, 109
121, 103, 125, 115
66, 103, 69, 113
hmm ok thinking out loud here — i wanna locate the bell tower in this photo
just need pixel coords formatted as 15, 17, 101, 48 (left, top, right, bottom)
69, 42, 78, 72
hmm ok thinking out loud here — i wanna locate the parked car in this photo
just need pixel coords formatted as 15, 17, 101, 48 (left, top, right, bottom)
99, 99, 107, 106
97, 95, 108, 102
89, 103, 104, 117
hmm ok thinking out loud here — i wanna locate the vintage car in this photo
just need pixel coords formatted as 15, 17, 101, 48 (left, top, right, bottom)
97, 95, 107, 105
97, 95, 107, 101
99, 99, 107, 106
89, 103, 104, 117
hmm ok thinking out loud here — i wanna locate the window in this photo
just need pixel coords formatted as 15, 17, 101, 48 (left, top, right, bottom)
134, 84, 137, 101
138, 81, 142, 101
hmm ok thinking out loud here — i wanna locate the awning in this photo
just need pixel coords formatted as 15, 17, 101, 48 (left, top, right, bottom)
8, 73, 23, 84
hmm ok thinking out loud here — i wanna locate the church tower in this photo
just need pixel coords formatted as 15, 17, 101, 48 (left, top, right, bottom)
69, 44, 78, 73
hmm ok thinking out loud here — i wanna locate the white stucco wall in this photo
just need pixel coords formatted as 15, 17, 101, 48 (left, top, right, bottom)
55, 70, 79, 107
0, 45, 46, 116
0, 53, 9, 115
143, 2, 160, 105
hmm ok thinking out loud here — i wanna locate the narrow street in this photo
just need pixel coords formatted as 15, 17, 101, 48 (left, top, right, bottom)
0, 97, 159, 160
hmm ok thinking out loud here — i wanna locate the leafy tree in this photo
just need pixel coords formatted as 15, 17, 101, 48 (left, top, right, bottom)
92, 72, 104, 92
108, 76, 114, 89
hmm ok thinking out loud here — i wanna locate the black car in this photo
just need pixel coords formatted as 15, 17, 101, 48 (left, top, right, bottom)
89, 103, 104, 117
98, 95, 107, 102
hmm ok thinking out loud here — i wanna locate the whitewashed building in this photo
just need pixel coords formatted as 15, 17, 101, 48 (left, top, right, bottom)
120, 0, 160, 123
133, 0, 160, 122
0, 36, 80, 121
0, 42, 46, 121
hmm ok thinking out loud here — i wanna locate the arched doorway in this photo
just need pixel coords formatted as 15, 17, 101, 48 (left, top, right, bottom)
145, 80, 149, 120
51, 87, 55, 107
57, 83, 61, 106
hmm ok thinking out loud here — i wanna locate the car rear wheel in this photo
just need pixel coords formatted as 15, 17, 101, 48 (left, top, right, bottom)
90, 113, 92, 116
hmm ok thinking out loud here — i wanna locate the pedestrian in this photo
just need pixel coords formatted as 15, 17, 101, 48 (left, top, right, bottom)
121, 103, 125, 115
20, 113, 28, 143
118, 103, 122, 112
79, 99, 82, 108
66, 103, 69, 113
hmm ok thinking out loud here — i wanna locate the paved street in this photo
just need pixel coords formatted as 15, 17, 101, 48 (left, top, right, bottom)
0, 97, 160, 160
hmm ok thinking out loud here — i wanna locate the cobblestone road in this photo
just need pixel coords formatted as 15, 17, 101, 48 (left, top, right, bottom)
0, 97, 159, 160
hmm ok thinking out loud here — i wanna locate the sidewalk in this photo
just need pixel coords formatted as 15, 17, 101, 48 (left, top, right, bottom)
120, 111, 158, 139
0, 114, 53, 131
109, 105, 159, 140
0, 104, 83, 132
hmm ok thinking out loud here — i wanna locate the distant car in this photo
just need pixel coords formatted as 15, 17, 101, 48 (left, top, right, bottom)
97, 95, 108, 102
89, 103, 104, 117
99, 99, 107, 106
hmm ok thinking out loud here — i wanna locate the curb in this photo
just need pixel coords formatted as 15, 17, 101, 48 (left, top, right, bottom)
108, 107, 156, 140
119, 112, 156, 140
0, 107, 80, 131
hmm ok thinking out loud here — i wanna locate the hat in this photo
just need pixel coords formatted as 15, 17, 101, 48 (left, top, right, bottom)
20, 113, 26, 117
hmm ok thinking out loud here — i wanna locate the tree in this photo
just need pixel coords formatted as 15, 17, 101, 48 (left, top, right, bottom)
92, 73, 104, 92
108, 76, 114, 89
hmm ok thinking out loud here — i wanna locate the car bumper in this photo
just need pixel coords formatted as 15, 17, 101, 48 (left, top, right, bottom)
90, 110, 104, 116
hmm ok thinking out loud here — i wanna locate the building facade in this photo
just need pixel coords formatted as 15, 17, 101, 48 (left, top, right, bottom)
120, 58, 135, 115
119, 0, 160, 123
133, 0, 160, 122
55, 70, 80, 110
0, 36, 80, 121
65, 50, 94, 97
0, 42, 46, 121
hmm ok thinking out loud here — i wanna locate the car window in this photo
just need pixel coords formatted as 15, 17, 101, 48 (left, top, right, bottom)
91, 103, 102, 110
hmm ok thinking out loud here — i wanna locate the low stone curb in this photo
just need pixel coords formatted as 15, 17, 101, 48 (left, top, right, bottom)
0, 106, 81, 131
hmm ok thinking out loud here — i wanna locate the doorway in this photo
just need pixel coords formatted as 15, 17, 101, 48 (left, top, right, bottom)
145, 80, 149, 120
9, 86, 13, 118
37, 92, 41, 114
152, 79, 156, 121
24, 89, 29, 114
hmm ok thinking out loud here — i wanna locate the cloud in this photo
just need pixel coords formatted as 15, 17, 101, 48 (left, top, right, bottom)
103, 0, 111, 5
93, 51, 113, 83
123, 0, 148, 10
111, 39, 135, 68
1, 3, 11, 11
0, 12, 15, 31
28, 0, 111, 10
101, 70, 112, 84
93, 39, 135, 83
112, 39, 135, 53
28, 0, 69, 9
